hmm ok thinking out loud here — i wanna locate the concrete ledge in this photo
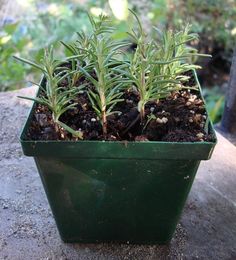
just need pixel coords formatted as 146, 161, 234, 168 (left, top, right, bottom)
0, 87, 236, 259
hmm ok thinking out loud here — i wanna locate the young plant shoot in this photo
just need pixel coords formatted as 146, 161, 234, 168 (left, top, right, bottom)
60, 31, 92, 87
14, 47, 83, 139
76, 14, 130, 136
154, 24, 211, 85
127, 10, 210, 124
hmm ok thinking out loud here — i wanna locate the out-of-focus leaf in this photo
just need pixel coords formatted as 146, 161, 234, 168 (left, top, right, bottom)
203, 87, 225, 123
208, 96, 224, 123
4, 23, 18, 34
112, 21, 129, 40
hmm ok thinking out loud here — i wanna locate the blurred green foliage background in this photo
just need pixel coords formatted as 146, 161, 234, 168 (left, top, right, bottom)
1, 0, 235, 123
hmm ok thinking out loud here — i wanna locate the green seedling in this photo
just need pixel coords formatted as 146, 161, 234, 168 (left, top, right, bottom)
14, 47, 83, 139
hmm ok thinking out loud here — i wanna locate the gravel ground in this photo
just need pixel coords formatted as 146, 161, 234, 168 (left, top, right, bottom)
0, 87, 236, 260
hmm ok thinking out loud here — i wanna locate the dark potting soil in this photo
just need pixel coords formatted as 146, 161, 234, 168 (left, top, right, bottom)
25, 76, 215, 142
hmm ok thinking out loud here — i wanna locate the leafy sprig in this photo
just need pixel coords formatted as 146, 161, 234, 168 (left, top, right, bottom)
75, 14, 131, 136
61, 31, 91, 86
153, 24, 211, 84
125, 11, 211, 123
14, 47, 83, 139
127, 9, 180, 122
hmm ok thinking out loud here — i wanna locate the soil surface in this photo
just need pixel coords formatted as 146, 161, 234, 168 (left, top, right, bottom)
25, 75, 215, 143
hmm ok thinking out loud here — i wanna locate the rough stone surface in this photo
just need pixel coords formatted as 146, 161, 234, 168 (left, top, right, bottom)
0, 87, 236, 260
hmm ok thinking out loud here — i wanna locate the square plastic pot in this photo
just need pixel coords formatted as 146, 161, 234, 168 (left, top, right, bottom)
20, 71, 217, 244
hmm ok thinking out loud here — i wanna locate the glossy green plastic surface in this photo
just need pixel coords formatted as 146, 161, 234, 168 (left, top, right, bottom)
20, 71, 217, 244
35, 156, 201, 243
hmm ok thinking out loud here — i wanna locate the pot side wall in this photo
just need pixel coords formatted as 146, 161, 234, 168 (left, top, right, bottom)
35, 156, 200, 244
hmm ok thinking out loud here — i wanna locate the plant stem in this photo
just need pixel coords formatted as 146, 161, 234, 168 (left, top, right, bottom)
100, 71, 107, 135
98, 48, 107, 136
52, 113, 60, 134
140, 64, 146, 123
140, 105, 145, 123
102, 110, 107, 135
54, 123, 59, 133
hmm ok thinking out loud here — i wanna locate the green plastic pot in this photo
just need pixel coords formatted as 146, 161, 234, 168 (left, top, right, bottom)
20, 71, 217, 244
